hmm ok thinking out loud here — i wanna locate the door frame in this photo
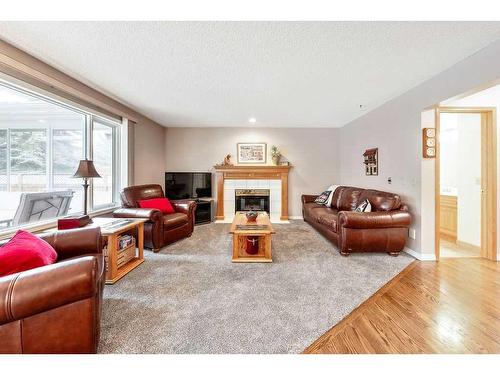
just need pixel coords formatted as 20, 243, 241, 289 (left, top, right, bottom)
435, 107, 497, 260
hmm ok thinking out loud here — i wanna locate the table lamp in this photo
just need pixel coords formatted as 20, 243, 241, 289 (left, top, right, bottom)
73, 159, 101, 216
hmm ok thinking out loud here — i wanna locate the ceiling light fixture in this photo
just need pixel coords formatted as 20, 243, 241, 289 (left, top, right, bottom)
249, 118, 257, 124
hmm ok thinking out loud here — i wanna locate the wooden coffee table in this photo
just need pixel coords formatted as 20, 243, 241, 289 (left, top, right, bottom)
230, 211, 275, 263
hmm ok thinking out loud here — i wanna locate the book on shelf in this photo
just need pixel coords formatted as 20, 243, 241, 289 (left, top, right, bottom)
118, 234, 135, 250
102, 235, 136, 255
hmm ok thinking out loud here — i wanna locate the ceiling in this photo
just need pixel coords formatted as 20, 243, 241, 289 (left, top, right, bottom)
443, 83, 500, 106
0, 22, 500, 128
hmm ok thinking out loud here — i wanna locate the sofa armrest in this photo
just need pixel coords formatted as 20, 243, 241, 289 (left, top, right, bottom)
40, 227, 102, 261
171, 200, 197, 217
338, 210, 411, 229
113, 208, 163, 222
0, 256, 101, 325
301, 195, 318, 204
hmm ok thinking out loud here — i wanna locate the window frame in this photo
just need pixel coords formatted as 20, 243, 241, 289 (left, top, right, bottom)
0, 77, 125, 237
0, 128, 8, 192
89, 115, 121, 211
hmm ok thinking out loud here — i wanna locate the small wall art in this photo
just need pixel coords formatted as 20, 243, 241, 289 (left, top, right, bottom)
363, 148, 378, 176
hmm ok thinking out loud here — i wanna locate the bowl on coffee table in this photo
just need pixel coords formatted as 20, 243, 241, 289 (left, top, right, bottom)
245, 211, 258, 222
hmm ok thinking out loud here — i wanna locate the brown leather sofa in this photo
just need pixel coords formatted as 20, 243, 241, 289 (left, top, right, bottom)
302, 186, 411, 256
113, 184, 196, 251
0, 227, 104, 354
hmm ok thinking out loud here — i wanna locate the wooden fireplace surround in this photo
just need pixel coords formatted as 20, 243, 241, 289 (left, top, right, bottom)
214, 165, 291, 220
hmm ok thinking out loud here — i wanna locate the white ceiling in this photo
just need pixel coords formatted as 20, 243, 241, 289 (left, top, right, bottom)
1, 22, 500, 128
443, 83, 500, 106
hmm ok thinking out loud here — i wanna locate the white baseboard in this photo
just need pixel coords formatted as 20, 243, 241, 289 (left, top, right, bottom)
404, 247, 436, 261
215, 218, 291, 224
214, 214, 303, 223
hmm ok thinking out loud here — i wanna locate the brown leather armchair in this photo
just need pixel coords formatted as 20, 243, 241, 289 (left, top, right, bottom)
0, 227, 104, 354
113, 184, 196, 252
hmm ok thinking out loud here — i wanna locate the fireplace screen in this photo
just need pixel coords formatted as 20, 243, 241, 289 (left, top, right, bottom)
235, 189, 270, 213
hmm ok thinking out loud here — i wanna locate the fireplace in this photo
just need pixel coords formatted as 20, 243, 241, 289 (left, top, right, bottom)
214, 165, 291, 221
235, 189, 270, 213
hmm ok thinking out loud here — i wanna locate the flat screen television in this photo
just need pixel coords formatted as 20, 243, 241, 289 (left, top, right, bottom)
165, 172, 212, 200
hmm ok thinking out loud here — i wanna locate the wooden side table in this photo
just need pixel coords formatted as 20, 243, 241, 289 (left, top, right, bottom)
92, 218, 146, 284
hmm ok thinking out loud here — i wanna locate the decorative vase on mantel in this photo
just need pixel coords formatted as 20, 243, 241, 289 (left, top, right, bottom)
271, 145, 281, 165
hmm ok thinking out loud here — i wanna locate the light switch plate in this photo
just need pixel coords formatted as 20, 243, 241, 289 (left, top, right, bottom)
409, 228, 416, 240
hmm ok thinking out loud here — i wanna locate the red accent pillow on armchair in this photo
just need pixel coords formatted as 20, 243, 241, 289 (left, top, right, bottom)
0, 230, 58, 277
138, 197, 175, 214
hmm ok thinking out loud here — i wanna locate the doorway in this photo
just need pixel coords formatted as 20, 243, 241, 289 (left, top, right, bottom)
435, 107, 497, 260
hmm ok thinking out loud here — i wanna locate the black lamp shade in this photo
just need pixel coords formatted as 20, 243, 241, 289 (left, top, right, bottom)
73, 159, 101, 179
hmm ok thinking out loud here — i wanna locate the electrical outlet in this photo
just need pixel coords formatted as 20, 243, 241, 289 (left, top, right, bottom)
409, 228, 416, 240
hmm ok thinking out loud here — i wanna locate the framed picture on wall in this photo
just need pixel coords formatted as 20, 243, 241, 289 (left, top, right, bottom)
363, 148, 378, 175
237, 143, 267, 164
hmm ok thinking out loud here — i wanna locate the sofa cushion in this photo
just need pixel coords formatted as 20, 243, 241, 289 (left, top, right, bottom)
139, 197, 175, 214
304, 202, 328, 219
325, 185, 340, 207
303, 202, 327, 212
358, 189, 402, 211
0, 230, 58, 277
316, 212, 339, 232
331, 187, 364, 211
121, 184, 165, 208
306, 204, 338, 222
163, 212, 189, 230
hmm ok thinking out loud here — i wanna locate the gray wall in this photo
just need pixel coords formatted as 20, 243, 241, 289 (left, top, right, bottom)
338, 39, 500, 257
133, 120, 167, 188
164, 127, 340, 217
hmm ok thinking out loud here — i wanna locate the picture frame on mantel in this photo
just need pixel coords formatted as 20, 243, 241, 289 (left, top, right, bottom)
237, 143, 267, 164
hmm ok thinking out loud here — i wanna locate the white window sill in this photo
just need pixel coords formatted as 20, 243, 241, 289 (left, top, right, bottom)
0, 205, 120, 241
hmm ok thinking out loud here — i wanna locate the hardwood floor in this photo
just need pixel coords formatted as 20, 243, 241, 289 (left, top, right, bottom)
304, 258, 500, 354
440, 240, 481, 258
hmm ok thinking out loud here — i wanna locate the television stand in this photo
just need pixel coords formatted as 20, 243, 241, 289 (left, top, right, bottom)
194, 199, 213, 225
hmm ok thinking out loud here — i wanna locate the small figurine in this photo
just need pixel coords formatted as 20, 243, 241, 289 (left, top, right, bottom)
223, 154, 233, 166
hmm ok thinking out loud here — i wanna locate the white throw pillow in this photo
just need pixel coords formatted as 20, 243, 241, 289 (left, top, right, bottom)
325, 185, 339, 207
355, 199, 372, 212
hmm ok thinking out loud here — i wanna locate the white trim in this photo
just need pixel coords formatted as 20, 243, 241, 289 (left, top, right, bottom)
0, 205, 119, 240
223, 179, 282, 220
89, 116, 122, 210
215, 217, 290, 224
289, 216, 303, 220
404, 246, 436, 261
0, 73, 121, 123
120, 118, 130, 188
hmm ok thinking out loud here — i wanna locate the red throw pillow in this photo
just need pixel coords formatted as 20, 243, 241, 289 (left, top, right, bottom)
138, 197, 175, 214
0, 230, 58, 277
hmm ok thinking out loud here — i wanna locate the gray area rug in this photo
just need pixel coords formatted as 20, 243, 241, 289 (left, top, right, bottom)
100, 220, 413, 353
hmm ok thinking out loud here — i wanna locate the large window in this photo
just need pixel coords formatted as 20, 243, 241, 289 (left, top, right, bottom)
0, 129, 7, 192
92, 120, 116, 207
0, 81, 121, 230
